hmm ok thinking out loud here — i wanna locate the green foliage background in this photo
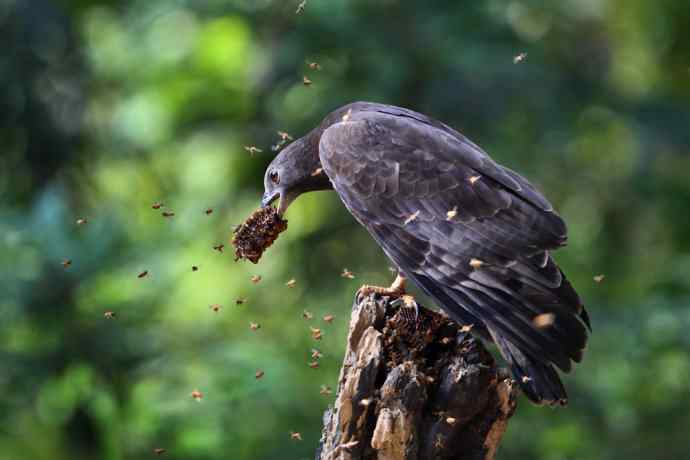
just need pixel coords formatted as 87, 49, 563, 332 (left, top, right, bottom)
2, 0, 690, 459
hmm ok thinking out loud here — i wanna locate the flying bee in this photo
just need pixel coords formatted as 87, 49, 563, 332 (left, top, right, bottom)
296, 0, 306, 14
513, 52, 527, 64
244, 146, 263, 156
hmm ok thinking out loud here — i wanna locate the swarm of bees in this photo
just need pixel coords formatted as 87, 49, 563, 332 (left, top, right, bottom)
232, 207, 288, 264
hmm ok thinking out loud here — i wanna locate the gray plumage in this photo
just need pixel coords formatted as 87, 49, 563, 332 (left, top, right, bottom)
262, 102, 590, 406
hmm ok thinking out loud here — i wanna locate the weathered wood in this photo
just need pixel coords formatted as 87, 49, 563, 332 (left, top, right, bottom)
316, 294, 517, 460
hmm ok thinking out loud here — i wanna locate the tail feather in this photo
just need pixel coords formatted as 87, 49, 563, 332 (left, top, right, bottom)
491, 329, 568, 406
407, 271, 581, 406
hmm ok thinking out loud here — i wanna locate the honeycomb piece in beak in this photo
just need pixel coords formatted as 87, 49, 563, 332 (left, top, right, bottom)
231, 206, 288, 264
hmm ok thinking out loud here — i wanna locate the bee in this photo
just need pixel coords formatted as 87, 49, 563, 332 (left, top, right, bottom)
244, 145, 263, 156
205, 208, 213, 215
469, 258, 483, 269
255, 369, 265, 379
250, 322, 261, 331
210, 304, 222, 313
286, 278, 297, 288
192, 265, 199, 272
404, 210, 420, 225
62, 259, 72, 268
277, 131, 293, 141
138, 270, 149, 278
310, 326, 323, 340
250, 275, 262, 284
446, 206, 458, 220
296, 0, 306, 14
290, 431, 303, 441
213, 244, 225, 253
76, 218, 88, 225
302, 310, 313, 320
152, 202, 163, 209
323, 314, 335, 323
308, 361, 320, 369
161, 211, 175, 218
533, 313, 555, 329
513, 52, 528, 64
341, 268, 355, 279
191, 390, 203, 401
153, 448, 167, 456
593, 274, 605, 283
104, 311, 116, 319
308, 62, 321, 71
302, 76, 312, 86
319, 385, 332, 395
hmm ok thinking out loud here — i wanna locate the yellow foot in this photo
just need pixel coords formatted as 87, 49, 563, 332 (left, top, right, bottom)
357, 274, 419, 321
358, 273, 407, 299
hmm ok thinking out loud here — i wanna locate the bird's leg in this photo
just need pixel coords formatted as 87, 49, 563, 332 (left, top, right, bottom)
359, 272, 407, 298
359, 272, 419, 320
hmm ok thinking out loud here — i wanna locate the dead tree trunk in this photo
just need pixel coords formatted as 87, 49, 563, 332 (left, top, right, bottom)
316, 294, 517, 460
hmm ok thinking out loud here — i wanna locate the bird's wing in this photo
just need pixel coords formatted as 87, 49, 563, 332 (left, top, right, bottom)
319, 109, 589, 404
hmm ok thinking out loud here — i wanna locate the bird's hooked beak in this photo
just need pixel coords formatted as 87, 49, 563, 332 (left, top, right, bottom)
261, 189, 296, 216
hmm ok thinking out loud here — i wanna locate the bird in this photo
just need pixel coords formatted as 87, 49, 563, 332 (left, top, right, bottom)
261, 101, 590, 406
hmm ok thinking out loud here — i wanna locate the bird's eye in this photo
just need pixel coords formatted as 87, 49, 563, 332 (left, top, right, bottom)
269, 171, 280, 185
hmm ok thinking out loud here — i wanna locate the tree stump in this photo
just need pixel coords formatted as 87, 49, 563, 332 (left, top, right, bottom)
316, 294, 517, 460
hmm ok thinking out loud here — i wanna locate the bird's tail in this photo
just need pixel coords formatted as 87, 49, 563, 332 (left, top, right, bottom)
490, 329, 568, 406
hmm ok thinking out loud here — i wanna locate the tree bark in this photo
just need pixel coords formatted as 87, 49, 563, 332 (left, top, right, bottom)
316, 294, 517, 460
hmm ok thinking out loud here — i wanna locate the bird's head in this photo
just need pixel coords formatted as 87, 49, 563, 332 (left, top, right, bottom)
261, 131, 332, 215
